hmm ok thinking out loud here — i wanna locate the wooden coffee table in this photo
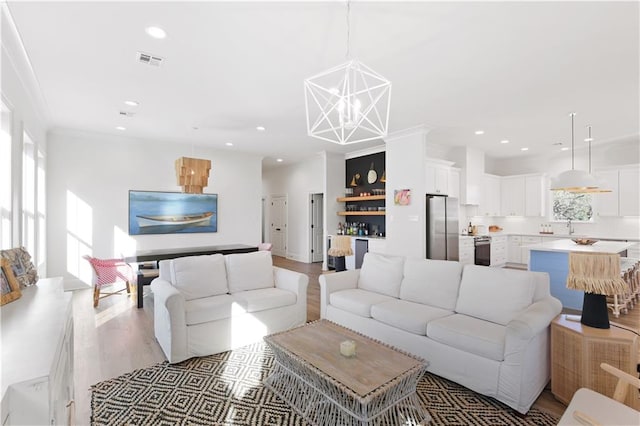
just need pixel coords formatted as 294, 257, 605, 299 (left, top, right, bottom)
263, 320, 430, 425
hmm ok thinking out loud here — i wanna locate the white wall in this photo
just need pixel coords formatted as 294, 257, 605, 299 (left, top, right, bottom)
47, 129, 262, 282
262, 153, 324, 262
324, 151, 346, 268
385, 127, 429, 258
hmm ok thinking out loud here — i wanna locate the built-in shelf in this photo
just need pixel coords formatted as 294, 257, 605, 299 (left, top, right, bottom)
338, 211, 385, 216
337, 195, 385, 202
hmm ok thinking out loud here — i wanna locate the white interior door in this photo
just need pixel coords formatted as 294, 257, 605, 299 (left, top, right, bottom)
270, 196, 287, 257
310, 193, 324, 262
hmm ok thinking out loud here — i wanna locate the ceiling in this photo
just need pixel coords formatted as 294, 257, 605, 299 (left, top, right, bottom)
6, 1, 639, 168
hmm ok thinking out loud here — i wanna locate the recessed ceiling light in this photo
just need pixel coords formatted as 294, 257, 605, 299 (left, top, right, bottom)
474, 130, 484, 135
225, 142, 233, 146
256, 126, 266, 131
276, 158, 283, 162
521, 147, 529, 151
116, 126, 126, 131
561, 147, 570, 151
124, 100, 139, 107
500, 140, 509, 144
145, 26, 166, 39
584, 137, 593, 142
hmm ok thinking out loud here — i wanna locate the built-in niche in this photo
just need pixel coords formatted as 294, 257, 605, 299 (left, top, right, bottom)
344, 152, 385, 236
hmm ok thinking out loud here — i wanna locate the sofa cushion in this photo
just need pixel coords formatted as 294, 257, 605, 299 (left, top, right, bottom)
427, 314, 506, 361
371, 299, 453, 336
169, 254, 228, 301
184, 294, 238, 325
232, 288, 296, 313
357, 253, 405, 298
399, 258, 463, 310
455, 265, 535, 325
225, 251, 274, 293
330, 289, 396, 318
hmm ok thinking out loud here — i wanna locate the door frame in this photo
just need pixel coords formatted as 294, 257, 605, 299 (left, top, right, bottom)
309, 193, 324, 263
269, 194, 287, 257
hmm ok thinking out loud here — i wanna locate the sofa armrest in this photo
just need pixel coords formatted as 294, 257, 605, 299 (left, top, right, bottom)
273, 266, 308, 295
318, 270, 360, 318
505, 296, 562, 352
150, 278, 188, 363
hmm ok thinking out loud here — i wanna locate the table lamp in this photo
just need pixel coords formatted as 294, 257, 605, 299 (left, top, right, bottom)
566, 252, 627, 329
328, 236, 353, 272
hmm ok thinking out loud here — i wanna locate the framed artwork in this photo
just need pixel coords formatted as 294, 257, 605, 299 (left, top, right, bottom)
394, 189, 411, 206
1, 258, 22, 306
0, 247, 38, 288
129, 190, 218, 235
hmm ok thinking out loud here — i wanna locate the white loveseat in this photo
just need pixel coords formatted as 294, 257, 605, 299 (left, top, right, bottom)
151, 250, 308, 363
319, 252, 562, 414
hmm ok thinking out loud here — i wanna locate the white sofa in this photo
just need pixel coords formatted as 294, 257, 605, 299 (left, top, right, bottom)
151, 250, 308, 363
319, 252, 562, 414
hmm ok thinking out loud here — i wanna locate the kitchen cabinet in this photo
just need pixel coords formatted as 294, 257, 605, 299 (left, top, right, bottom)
593, 169, 619, 217
459, 237, 475, 265
1, 278, 74, 426
448, 168, 461, 199
500, 174, 546, 217
367, 238, 387, 255
345, 237, 356, 270
490, 235, 507, 267
500, 177, 526, 216
507, 235, 522, 264
520, 236, 543, 267
425, 159, 456, 195
619, 168, 640, 216
479, 174, 501, 216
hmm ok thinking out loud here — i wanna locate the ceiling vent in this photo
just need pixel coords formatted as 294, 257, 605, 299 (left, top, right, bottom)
136, 52, 163, 67
119, 111, 135, 118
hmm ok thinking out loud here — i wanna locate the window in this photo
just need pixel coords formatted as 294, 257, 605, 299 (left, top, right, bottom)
22, 131, 36, 258
552, 191, 593, 221
37, 148, 46, 269
1, 102, 11, 248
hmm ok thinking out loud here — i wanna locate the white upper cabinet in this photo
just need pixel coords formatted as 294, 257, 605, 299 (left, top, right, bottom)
593, 169, 619, 216
501, 176, 526, 216
425, 159, 455, 195
619, 167, 640, 216
500, 174, 546, 217
448, 168, 461, 199
479, 174, 501, 216
593, 166, 639, 217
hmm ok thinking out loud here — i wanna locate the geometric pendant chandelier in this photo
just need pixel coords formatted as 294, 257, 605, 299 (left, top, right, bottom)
304, 1, 391, 145
304, 59, 391, 145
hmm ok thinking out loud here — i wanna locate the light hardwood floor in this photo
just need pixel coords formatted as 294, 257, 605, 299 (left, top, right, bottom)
74, 256, 640, 423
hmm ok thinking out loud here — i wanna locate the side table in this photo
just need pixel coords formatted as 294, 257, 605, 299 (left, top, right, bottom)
551, 314, 640, 410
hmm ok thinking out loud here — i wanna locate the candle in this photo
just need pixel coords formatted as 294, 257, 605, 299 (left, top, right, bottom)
340, 340, 356, 357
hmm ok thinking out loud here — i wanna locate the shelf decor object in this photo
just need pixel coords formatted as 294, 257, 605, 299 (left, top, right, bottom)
550, 113, 600, 192
0, 258, 21, 306
304, 1, 391, 145
175, 156, 211, 194
566, 251, 627, 329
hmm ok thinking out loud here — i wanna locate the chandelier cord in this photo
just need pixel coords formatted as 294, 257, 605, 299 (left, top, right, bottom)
588, 126, 592, 173
570, 112, 575, 170
346, 0, 351, 59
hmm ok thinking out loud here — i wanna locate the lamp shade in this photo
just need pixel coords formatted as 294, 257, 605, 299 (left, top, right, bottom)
550, 169, 600, 192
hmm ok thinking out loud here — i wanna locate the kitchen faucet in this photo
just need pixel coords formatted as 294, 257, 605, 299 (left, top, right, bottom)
567, 219, 574, 235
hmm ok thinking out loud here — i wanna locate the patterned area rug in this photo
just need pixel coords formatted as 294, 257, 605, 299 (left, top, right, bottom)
91, 342, 558, 425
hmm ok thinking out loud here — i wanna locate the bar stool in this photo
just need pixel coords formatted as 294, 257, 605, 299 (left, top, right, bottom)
328, 236, 353, 272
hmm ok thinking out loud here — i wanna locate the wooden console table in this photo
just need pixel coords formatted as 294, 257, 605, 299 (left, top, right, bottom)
124, 244, 259, 308
551, 314, 640, 410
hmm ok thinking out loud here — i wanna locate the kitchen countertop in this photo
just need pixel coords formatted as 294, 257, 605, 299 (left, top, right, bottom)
527, 239, 633, 254
486, 232, 640, 242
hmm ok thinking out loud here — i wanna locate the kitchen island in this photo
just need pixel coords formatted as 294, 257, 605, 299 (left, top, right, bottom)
528, 239, 633, 310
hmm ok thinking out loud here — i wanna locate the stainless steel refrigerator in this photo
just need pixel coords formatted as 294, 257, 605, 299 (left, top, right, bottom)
426, 194, 459, 261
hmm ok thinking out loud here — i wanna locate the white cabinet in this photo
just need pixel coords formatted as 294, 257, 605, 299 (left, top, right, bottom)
1, 278, 74, 426
425, 159, 455, 195
520, 236, 542, 267
459, 237, 475, 265
507, 235, 522, 264
525, 175, 546, 217
479, 174, 501, 216
448, 168, 461, 199
594, 169, 619, 217
367, 238, 387, 255
345, 237, 356, 270
627, 242, 640, 259
619, 168, 640, 216
501, 177, 526, 216
500, 174, 546, 217
490, 235, 507, 267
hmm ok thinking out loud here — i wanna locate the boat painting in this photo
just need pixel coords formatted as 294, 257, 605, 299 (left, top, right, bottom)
129, 191, 218, 235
